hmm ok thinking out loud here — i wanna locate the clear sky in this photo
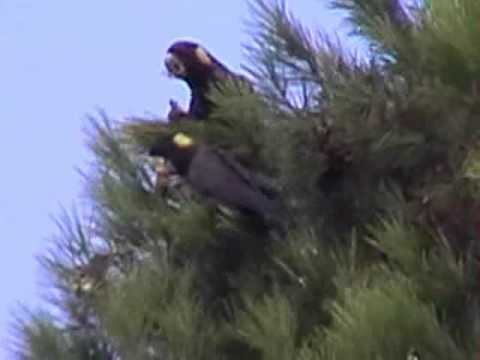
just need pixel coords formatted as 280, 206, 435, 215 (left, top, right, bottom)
0, 0, 352, 355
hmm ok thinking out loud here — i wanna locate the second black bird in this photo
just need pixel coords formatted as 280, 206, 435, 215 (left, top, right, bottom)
149, 132, 280, 223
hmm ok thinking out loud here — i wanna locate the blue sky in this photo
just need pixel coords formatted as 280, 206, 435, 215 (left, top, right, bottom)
0, 0, 352, 355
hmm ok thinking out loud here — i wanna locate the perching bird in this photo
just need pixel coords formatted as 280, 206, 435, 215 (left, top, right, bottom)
148, 132, 281, 222
164, 40, 252, 121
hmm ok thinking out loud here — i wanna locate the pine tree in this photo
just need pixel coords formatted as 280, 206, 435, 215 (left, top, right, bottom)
9, 0, 480, 359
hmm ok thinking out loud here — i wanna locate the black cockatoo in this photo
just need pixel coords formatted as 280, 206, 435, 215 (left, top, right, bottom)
164, 40, 252, 121
148, 132, 281, 223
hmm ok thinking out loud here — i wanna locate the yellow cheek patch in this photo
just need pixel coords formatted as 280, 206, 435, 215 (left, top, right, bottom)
195, 46, 212, 66
173, 133, 194, 148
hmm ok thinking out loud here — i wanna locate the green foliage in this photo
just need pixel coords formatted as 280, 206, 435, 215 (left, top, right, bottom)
10, 311, 72, 360
420, 0, 480, 87
10, 310, 114, 360
314, 278, 466, 360
270, 229, 339, 338
207, 80, 270, 168
367, 217, 476, 351
246, 0, 335, 114
97, 265, 217, 360
234, 293, 298, 360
